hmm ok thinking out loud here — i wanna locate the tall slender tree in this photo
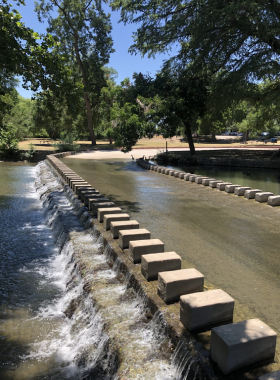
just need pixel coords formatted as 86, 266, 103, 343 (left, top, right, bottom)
36, 0, 114, 145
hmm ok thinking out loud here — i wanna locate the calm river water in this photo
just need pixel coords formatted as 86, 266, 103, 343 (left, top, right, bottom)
62, 156, 280, 366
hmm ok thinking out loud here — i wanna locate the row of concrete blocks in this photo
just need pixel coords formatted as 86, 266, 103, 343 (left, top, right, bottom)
46, 154, 278, 376
137, 160, 280, 206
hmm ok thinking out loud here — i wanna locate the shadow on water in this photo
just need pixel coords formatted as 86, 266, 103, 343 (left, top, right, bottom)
102, 193, 143, 213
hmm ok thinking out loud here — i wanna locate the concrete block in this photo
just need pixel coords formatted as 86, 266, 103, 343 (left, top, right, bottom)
103, 213, 130, 230
180, 289, 234, 331
245, 189, 262, 199
202, 178, 216, 186
91, 202, 114, 216
73, 182, 90, 192
258, 370, 280, 380
150, 165, 156, 171
164, 169, 170, 175
160, 168, 167, 174
85, 194, 106, 207
210, 319, 277, 375
209, 180, 224, 188
80, 190, 99, 202
234, 187, 251, 196
225, 184, 241, 193
179, 172, 186, 179
169, 170, 175, 176
184, 173, 192, 181
217, 182, 232, 191
255, 192, 274, 203
267, 195, 280, 207
195, 176, 209, 184
129, 239, 164, 263
97, 207, 122, 223
68, 177, 82, 186
119, 229, 151, 249
141, 251, 181, 280
158, 268, 204, 303
189, 175, 201, 182
174, 171, 180, 178
111, 220, 139, 239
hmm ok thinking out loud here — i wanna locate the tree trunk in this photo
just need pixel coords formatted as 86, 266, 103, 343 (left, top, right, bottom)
211, 131, 216, 141
184, 121, 196, 156
73, 31, 96, 145
84, 93, 96, 145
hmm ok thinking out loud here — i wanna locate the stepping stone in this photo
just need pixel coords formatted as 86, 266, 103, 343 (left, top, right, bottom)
85, 195, 106, 208
129, 239, 164, 263
174, 171, 181, 178
119, 229, 150, 249
179, 172, 186, 179
80, 189, 99, 202
141, 252, 181, 280
158, 268, 204, 303
195, 176, 209, 184
202, 178, 216, 186
210, 319, 277, 375
164, 169, 170, 174
225, 184, 241, 193
267, 195, 280, 207
255, 192, 274, 203
73, 182, 90, 192
103, 213, 130, 230
189, 175, 202, 182
180, 289, 234, 331
258, 370, 280, 380
92, 202, 115, 216
111, 220, 139, 239
209, 180, 224, 188
169, 170, 175, 176
234, 186, 251, 196
217, 182, 232, 191
245, 189, 262, 199
184, 173, 192, 181
97, 207, 122, 223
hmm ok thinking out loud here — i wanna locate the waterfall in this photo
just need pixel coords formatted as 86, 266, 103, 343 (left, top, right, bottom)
24, 161, 189, 379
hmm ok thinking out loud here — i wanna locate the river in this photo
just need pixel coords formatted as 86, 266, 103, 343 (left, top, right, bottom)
61, 156, 280, 367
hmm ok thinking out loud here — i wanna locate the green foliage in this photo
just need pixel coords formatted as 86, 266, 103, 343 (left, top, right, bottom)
0, 122, 19, 158
23, 143, 36, 159
53, 133, 80, 152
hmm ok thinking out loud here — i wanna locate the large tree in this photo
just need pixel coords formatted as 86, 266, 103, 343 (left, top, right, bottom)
36, 0, 114, 145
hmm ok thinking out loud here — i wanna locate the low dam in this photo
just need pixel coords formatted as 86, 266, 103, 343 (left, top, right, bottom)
1, 154, 279, 379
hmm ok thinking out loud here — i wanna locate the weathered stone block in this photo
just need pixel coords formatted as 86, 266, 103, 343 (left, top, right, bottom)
210, 319, 277, 375
129, 239, 164, 263
217, 182, 232, 191
141, 251, 181, 280
164, 169, 170, 175
234, 186, 251, 196
225, 184, 241, 193
179, 172, 186, 179
119, 229, 151, 249
85, 195, 106, 208
97, 207, 122, 223
195, 176, 209, 184
111, 220, 139, 239
174, 171, 180, 178
158, 268, 204, 303
202, 178, 216, 186
258, 370, 280, 380
245, 189, 262, 199
184, 173, 192, 181
92, 202, 115, 216
169, 170, 175, 176
80, 189, 99, 202
209, 180, 224, 188
180, 289, 234, 331
189, 175, 201, 182
267, 195, 280, 207
103, 213, 130, 230
73, 182, 90, 192
255, 192, 274, 203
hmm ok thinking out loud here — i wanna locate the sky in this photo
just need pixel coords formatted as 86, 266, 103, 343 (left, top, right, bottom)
15, 1, 175, 98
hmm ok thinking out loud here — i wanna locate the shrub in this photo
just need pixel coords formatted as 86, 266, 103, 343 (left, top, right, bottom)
53, 133, 80, 152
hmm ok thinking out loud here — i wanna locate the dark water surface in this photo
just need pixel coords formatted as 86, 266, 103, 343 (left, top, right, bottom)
62, 157, 280, 365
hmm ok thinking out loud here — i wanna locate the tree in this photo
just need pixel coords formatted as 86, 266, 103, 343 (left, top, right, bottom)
36, 0, 114, 145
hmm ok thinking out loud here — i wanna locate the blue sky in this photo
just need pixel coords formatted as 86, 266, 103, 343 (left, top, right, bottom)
15, 1, 174, 98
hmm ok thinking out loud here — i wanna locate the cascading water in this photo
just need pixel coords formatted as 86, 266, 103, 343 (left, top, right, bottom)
0, 161, 198, 379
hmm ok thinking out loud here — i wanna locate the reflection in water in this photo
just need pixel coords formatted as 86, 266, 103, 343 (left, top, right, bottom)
62, 157, 280, 367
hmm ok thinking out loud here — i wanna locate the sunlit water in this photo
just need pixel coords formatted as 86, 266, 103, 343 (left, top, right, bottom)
0, 162, 179, 380
62, 157, 280, 368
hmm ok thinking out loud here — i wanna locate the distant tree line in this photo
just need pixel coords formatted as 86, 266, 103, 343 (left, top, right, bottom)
1, 0, 280, 156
